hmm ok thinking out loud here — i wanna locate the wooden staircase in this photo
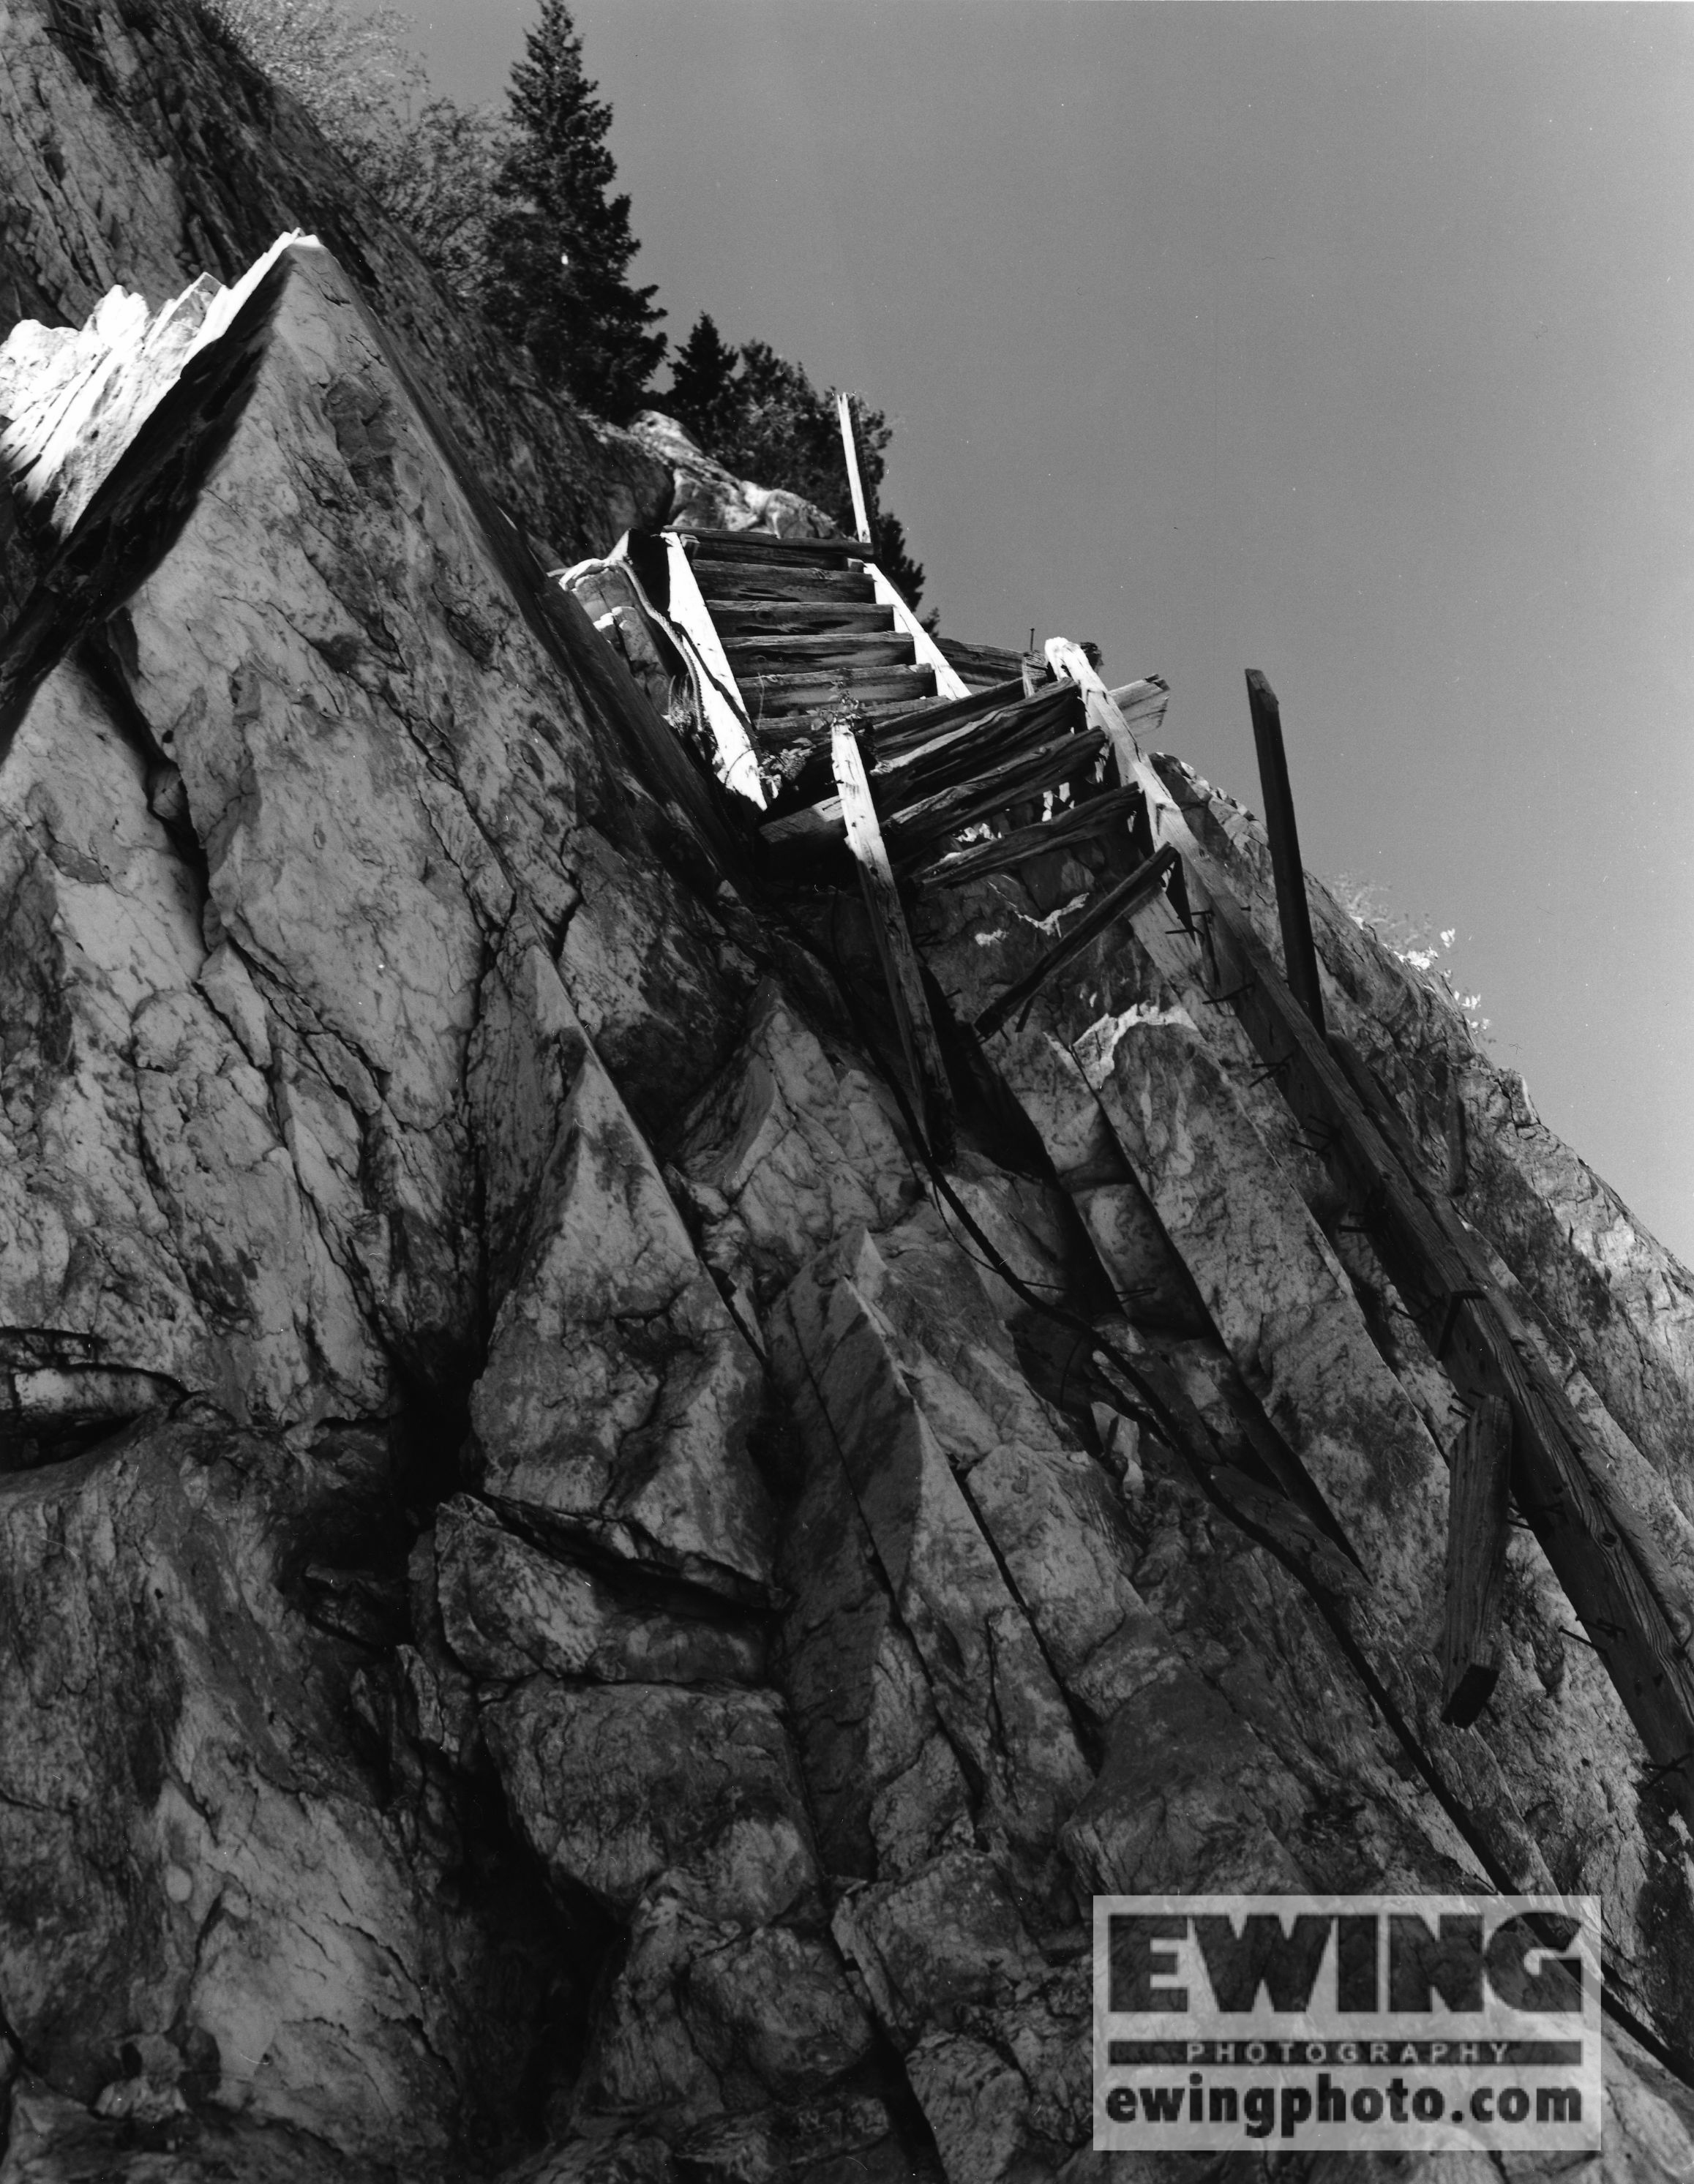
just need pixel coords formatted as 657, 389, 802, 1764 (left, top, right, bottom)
680, 528, 944, 738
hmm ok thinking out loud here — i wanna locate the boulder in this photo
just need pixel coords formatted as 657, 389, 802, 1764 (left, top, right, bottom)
481, 1679, 819, 1925
628, 413, 836, 541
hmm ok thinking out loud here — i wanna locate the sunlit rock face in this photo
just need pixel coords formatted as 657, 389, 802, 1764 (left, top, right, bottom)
0, 0, 670, 630
4, 67, 1694, 2184
628, 411, 838, 541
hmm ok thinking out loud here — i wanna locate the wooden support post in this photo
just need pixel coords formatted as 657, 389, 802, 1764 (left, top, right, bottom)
831, 720, 954, 1150
836, 391, 875, 546
1044, 637, 1141, 787
1440, 1395, 1514, 1727
1117, 767, 1694, 1824
1245, 669, 1324, 1032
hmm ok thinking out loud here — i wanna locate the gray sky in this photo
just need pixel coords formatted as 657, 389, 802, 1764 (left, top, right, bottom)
411, 0, 1694, 1264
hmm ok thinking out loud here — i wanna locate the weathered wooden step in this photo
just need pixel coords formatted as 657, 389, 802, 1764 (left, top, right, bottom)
743, 664, 937, 717
725, 632, 915, 672
683, 527, 865, 566
696, 561, 877, 603
711, 599, 895, 634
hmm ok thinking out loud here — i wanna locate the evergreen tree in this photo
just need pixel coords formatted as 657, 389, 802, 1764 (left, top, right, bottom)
664, 326, 926, 612
481, 0, 665, 421
667, 314, 743, 453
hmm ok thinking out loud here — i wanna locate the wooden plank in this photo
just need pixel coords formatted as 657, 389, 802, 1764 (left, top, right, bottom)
660, 533, 766, 808
880, 686, 1084, 803
1117, 774, 1694, 1824
741, 664, 937, 716
1107, 676, 1172, 744
832, 720, 953, 1147
875, 679, 1077, 765
692, 562, 877, 601
1441, 1395, 1514, 1727
683, 526, 866, 563
758, 685, 1081, 851
711, 599, 894, 633
886, 730, 1109, 869
1245, 669, 1325, 1032
724, 631, 916, 667
938, 637, 1024, 688
836, 391, 876, 545
973, 845, 1177, 1037
1044, 637, 1141, 785
920, 785, 1144, 888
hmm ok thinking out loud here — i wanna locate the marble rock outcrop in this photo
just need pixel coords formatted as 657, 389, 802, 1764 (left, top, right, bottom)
6, 146, 1694, 2184
628, 412, 838, 544
0, 0, 670, 630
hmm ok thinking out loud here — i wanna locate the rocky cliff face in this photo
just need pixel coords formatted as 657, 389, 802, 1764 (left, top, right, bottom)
4, 24, 1694, 2183
0, 0, 672, 628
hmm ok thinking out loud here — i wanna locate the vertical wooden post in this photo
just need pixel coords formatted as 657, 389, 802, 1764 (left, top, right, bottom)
836, 391, 875, 547
831, 720, 953, 1149
1245, 669, 1325, 1033
1439, 1395, 1514, 1727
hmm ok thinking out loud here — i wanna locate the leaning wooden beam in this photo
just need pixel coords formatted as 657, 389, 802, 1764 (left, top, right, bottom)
660, 532, 766, 808
836, 389, 876, 545
832, 719, 954, 1148
1246, 669, 1325, 1031
974, 844, 1177, 1039
1119, 770, 1694, 1823
1441, 1395, 1514, 1728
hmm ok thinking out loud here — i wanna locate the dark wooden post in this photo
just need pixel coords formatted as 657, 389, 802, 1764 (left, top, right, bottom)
1439, 1395, 1514, 1727
1245, 669, 1325, 1032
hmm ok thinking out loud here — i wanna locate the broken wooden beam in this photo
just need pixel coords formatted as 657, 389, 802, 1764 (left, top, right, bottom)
760, 683, 1085, 855
974, 844, 1177, 1039
888, 730, 1108, 871
832, 719, 954, 1149
1441, 1395, 1514, 1727
1245, 669, 1324, 1032
921, 785, 1144, 889
1117, 773, 1694, 1825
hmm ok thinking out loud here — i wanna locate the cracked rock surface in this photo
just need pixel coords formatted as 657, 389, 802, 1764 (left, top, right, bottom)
5, 45, 1694, 2184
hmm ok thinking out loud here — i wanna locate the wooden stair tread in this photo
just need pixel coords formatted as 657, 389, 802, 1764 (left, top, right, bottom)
726, 632, 915, 667
695, 563, 877, 601
711, 600, 895, 633
681, 528, 866, 565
